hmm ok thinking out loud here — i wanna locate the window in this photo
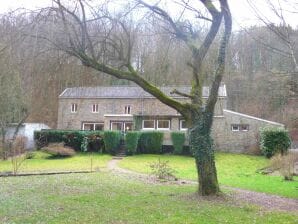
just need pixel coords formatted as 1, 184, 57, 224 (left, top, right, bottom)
180, 120, 187, 130
157, 120, 170, 130
92, 104, 99, 113
231, 124, 240, 132
82, 123, 104, 131
124, 122, 133, 132
125, 105, 131, 114
231, 124, 249, 132
110, 121, 133, 131
240, 124, 249, 131
111, 122, 123, 131
71, 103, 78, 113
142, 120, 155, 129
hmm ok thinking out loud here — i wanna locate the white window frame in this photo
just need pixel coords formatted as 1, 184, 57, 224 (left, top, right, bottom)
180, 120, 187, 131
71, 103, 78, 113
142, 120, 155, 130
231, 124, 240, 132
124, 122, 133, 132
92, 104, 99, 113
110, 122, 123, 131
82, 122, 104, 131
124, 105, 131, 114
157, 120, 170, 130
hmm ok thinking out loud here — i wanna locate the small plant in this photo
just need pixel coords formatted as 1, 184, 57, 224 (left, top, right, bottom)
42, 143, 76, 157
270, 152, 298, 181
11, 136, 28, 175
149, 159, 177, 181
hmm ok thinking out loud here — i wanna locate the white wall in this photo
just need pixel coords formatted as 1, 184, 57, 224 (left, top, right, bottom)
5, 123, 50, 150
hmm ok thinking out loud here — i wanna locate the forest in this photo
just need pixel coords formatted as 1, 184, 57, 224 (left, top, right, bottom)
0, 0, 297, 138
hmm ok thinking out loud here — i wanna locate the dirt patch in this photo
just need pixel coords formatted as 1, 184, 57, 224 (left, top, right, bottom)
107, 158, 298, 212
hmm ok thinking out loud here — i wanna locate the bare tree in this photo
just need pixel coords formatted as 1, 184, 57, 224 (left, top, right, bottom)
248, 0, 298, 96
39, 0, 232, 195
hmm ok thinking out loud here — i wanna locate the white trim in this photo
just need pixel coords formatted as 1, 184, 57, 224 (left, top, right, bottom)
59, 88, 69, 97
110, 122, 123, 131
124, 122, 133, 131
71, 103, 78, 113
231, 124, 240, 132
92, 104, 99, 113
157, 120, 170, 130
142, 120, 155, 130
179, 120, 188, 131
223, 109, 284, 126
124, 105, 131, 114
82, 122, 104, 131
104, 114, 133, 117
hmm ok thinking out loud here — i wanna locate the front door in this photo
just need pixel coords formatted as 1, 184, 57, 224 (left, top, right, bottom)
110, 121, 133, 132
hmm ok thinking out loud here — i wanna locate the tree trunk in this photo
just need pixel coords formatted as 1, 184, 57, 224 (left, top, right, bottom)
189, 115, 219, 195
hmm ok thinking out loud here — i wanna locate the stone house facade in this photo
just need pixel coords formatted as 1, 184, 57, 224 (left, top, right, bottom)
57, 85, 283, 153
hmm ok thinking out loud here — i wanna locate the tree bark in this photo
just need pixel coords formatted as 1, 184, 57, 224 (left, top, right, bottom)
190, 113, 219, 195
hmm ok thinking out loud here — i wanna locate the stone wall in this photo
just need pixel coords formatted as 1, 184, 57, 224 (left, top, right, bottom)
57, 97, 226, 130
211, 110, 284, 153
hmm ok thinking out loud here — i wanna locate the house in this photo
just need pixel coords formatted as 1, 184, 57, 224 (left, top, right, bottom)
57, 85, 284, 153
5, 123, 51, 150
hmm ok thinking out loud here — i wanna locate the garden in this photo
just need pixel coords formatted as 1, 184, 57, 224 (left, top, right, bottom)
0, 128, 297, 223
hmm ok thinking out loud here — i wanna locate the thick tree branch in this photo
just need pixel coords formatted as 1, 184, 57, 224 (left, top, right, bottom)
170, 89, 194, 99
205, 0, 232, 121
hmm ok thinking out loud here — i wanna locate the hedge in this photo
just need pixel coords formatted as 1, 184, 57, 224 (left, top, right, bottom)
170, 132, 185, 155
138, 131, 164, 154
103, 131, 122, 155
34, 130, 104, 152
125, 132, 140, 155
260, 127, 291, 158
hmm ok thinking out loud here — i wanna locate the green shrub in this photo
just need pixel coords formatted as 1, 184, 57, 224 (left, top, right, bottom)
103, 131, 122, 155
125, 132, 140, 155
138, 131, 164, 154
170, 132, 185, 154
34, 130, 104, 152
260, 127, 291, 158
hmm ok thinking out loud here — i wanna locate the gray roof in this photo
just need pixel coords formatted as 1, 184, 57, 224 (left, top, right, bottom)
59, 85, 227, 99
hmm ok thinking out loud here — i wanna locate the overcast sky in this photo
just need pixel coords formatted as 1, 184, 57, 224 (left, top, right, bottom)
0, 0, 297, 30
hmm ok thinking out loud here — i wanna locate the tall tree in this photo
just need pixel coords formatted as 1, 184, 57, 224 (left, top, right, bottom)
248, 0, 298, 96
39, 0, 232, 195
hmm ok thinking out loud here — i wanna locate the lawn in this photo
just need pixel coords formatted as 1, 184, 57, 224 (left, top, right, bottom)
0, 172, 297, 224
0, 152, 112, 173
119, 153, 298, 198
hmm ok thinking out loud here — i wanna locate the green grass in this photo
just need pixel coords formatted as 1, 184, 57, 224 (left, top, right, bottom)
0, 151, 112, 173
119, 153, 298, 198
0, 172, 297, 223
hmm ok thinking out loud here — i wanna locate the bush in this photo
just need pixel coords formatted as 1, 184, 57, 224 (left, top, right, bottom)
270, 152, 298, 181
260, 127, 291, 158
42, 143, 76, 157
138, 131, 164, 154
125, 132, 140, 155
103, 131, 122, 155
171, 132, 185, 154
34, 130, 104, 152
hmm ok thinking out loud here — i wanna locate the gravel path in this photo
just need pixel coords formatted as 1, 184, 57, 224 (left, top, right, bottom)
107, 158, 298, 212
